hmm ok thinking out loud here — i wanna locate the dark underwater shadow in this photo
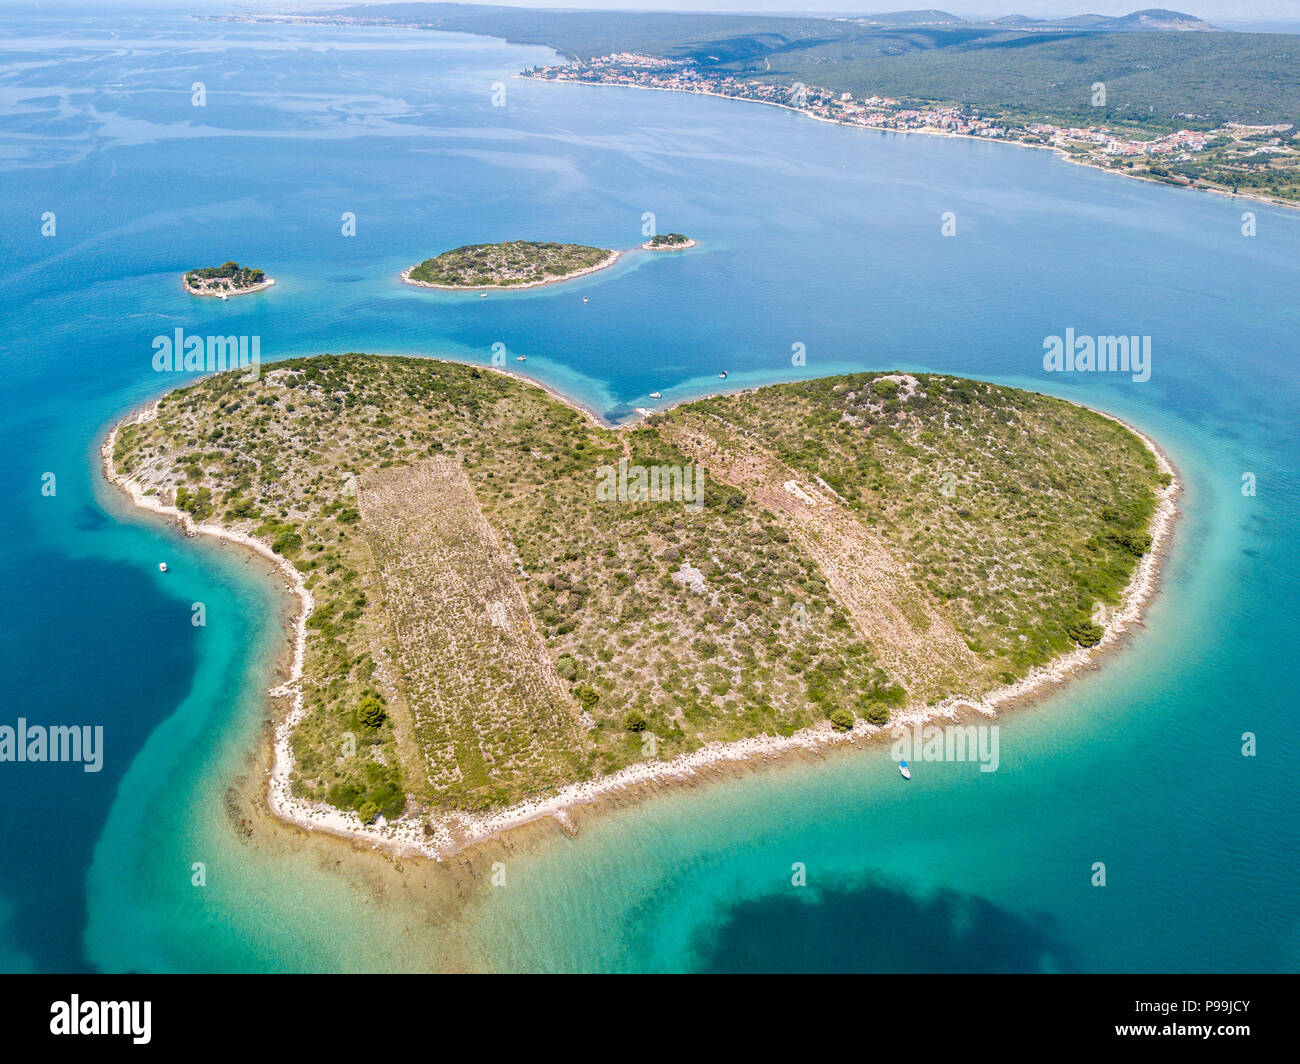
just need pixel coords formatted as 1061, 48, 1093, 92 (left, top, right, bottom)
690, 877, 1079, 973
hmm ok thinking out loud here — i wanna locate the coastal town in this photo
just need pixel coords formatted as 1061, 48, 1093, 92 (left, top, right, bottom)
523, 53, 1299, 203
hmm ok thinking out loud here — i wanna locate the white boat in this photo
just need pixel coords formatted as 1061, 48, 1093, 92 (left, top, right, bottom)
718, 371, 728, 379
158, 562, 168, 573
649, 392, 662, 399
898, 760, 911, 780
479, 292, 487, 299
516, 354, 526, 361
583, 297, 589, 303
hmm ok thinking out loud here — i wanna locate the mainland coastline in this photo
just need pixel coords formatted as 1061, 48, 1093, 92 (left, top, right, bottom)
211, 10, 1300, 214
535, 76, 1300, 215
100, 357, 1181, 864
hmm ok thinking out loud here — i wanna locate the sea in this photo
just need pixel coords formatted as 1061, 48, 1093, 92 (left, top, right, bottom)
0, 6, 1296, 973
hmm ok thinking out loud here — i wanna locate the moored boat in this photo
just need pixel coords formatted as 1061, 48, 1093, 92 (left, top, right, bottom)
899, 759, 911, 780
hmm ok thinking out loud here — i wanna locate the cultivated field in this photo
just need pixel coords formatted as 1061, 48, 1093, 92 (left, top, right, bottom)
662, 414, 984, 702
359, 460, 583, 810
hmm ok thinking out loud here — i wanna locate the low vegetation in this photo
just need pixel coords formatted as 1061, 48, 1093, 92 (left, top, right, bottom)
407, 241, 613, 287
113, 356, 1164, 817
652, 372, 1165, 684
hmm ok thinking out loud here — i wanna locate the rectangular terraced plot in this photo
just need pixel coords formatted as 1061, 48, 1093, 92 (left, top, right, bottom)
359, 459, 584, 810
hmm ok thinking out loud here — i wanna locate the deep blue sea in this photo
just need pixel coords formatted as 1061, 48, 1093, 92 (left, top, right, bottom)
1, 8, 1296, 973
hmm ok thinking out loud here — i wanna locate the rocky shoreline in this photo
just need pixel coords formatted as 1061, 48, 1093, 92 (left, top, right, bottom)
183, 277, 276, 298
100, 371, 1179, 863
401, 249, 622, 291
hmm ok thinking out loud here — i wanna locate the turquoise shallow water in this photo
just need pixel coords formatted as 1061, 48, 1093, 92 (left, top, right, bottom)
0, 10, 1296, 973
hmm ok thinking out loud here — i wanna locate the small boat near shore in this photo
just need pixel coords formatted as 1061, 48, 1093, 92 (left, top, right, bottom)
516, 354, 526, 362
718, 371, 728, 379
898, 760, 911, 780
649, 391, 662, 399
158, 562, 168, 573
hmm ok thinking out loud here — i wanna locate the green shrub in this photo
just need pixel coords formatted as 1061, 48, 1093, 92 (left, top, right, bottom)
357, 801, 380, 825
1107, 529, 1152, 557
1067, 620, 1104, 647
830, 708, 854, 731
358, 696, 386, 729
226, 496, 258, 520
272, 528, 303, 555
862, 682, 907, 708
623, 709, 647, 732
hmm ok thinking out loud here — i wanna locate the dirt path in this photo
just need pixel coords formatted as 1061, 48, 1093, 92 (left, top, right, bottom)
663, 416, 985, 702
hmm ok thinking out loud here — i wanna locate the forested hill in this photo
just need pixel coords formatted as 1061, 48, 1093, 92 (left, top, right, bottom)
296, 4, 1299, 127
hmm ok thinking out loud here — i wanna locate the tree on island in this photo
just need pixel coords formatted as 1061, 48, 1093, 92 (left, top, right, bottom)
186, 261, 266, 287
